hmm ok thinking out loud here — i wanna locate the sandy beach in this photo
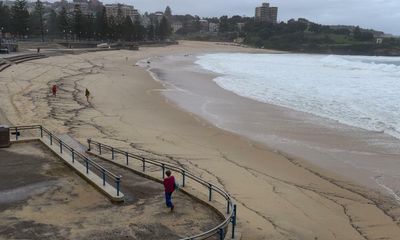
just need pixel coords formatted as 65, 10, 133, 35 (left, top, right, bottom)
1, 41, 400, 239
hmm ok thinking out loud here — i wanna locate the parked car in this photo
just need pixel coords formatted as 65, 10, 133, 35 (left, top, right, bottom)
0, 47, 9, 54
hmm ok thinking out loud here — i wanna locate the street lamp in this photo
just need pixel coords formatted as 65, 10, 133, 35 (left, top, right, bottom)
63, 30, 67, 42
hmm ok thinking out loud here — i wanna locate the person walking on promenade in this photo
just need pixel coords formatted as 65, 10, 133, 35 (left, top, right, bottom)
52, 84, 57, 96
163, 170, 176, 211
85, 88, 90, 102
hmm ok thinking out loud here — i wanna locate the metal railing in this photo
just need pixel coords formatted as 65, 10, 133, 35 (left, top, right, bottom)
9, 125, 122, 197
88, 139, 237, 240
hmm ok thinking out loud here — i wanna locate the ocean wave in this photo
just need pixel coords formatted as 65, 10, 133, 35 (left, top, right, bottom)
195, 53, 400, 139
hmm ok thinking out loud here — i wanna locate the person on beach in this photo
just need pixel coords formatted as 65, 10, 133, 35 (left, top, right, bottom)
85, 88, 90, 102
52, 84, 57, 96
163, 170, 176, 211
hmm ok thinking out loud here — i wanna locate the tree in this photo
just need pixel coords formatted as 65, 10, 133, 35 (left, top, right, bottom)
133, 20, 145, 41
164, 6, 172, 19
219, 16, 229, 32
108, 15, 117, 40
31, 0, 45, 41
73, 5, 83, 40
122, 16, 133, 41
158, 16, 171, 40
11, 0, 30, 38
95, 6, 108, 40
47, 9, 58, 37
353, 26, 374, 42
0, 2, 11, 34
58, 6, 69, 38
84, 14, 95, 40
146, 22, 155, 40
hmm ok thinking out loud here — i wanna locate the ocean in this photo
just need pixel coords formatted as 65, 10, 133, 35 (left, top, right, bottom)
196, 53, 400, 139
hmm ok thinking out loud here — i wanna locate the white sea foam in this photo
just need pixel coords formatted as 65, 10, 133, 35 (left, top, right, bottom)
195, 53, 400, 139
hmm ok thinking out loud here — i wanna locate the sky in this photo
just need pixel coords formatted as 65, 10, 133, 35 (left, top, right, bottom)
108, 0, 400, 35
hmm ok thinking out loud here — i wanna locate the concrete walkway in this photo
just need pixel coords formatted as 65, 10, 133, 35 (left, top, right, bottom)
0, 142, 223, 239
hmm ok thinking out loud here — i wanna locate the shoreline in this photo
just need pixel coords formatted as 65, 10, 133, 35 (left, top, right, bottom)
146, 52, 400, 200
1, 41, 400, 239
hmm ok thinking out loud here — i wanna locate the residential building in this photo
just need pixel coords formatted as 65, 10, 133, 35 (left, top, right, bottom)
199, 19, 209, 32
209, 22, 219, 32
171, 21, 183, 33
73, 0, 90, 15
255, 2, 278, 24
237, 22, 245, 32
105, 3, 139, 22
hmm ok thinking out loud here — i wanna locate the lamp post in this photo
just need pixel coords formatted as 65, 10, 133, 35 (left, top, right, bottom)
63, 30, 67, 41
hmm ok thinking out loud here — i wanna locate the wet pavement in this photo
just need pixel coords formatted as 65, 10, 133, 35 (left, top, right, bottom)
0, 142, 223, 239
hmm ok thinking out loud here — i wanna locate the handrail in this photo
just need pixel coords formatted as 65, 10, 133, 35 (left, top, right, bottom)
9, 125, 122, 197
87, 139, 237, 240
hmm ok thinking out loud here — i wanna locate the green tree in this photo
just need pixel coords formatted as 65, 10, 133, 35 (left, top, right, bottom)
73, 5, 83, 40
47, 9, 58, 37
158, 16, 171, 40
122, 16, 133, 41
31, 0, 45, 41
0, 2, 11, 33
108, 15, 117, 40
164, 6, 172, 19
11, 0, 30, 38
95, 6, 108, 40
58, 6, 70, 38
133, 20, 145, 41
219, 16, 229, 32
146, 22, 155, 40
84, 14, 95, 40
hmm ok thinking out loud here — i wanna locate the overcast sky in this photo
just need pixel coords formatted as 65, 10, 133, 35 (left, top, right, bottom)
108, 0, 400, 35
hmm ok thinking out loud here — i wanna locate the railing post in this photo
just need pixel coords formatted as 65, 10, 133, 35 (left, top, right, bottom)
209, 183, 212, 201
142, 158, 145, 172
50, 133, 53, 145
162, 164, 165, 179
182, 170, 186, 187
125, 152, 129, 165
102, 169, 106, 186
71, 149, 75, 163
231, 204, 237, 239
15, 127, 18, 140
87, 139, 91, 151
60, 141, 63, 154
40, 126, 43, 138
111, 147, 114, 160
86, 160, 89, 174
99, 144, 102, 155
219, 228, 224, 240
116, 176, 121, 196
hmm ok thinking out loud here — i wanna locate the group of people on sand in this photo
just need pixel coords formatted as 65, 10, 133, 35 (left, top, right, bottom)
51, 84, 91, 103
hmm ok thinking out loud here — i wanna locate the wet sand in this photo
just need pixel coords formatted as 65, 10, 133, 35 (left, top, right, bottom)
1, 41, 400, 239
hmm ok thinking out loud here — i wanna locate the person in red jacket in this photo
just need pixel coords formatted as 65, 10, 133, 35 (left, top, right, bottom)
163, 170, 175, 211
52, 84, 57, 96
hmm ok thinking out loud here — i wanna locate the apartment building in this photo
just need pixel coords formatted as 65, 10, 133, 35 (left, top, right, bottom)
255, 2, 278, 24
